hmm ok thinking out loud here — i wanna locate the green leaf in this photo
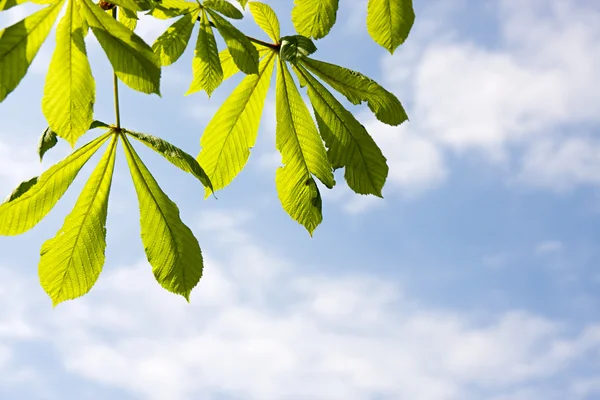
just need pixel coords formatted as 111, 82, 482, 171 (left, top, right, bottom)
121, 135, 203, 301
125, 129, 212, 191
275, 59, 334, 235
367, 0, 414, 54
79, 0, 161, 95
198, 52, 276, 196
38, 135, 117, 306
291, 0, 338, 40
219, 45, 272, 81
90, 120, 110, 130
234, 0, 247, 9
0, 0, 53, 12
5, 177, 39, 202
42, 0, 95, 147
279, 35, 316, 63
38, 127, 59, 162
152, 10, 199, 66
0, 132, 110, 236
207, 8, 258, 75
148, 0, 195, 19
108, 0, 142, 12
302, 57, 407, 126
0, 1, 63, 102
118, 7, 139, 31
249, 1, 280, 43
186, 9, 223, 96
296, 65, 388, 196
204, 0, 243, 19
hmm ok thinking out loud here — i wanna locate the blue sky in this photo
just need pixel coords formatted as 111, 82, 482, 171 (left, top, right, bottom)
1, 0, 600, 399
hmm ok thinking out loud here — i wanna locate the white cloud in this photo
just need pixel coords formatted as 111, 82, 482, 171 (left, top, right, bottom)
1, 211, 600, 400
374, 0, 600, 197
534, 240, 565, 256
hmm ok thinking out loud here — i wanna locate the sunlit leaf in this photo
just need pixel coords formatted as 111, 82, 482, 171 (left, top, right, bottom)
125, 129, 212, 191
302, 57, 407, 126
275, 59, 334, 235
207, 8, 258, 74
79, 0, 161, 94
186, 8, 223, 96
39, 135, 117, 306
198, 52, 276, 196
42, 0, 95, 146
291, 0, 338, 40
152, 10, 199, 66
249, 1, 280, 43
0, 1, 63, 102
367, 0, 414, 54
204, 0, 243, 19
0, 132, 110, 236
296, 65, 388, 196
121, 136, 203, 301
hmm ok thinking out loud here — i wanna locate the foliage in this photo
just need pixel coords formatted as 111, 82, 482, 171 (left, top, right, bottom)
0, 0, 414, 304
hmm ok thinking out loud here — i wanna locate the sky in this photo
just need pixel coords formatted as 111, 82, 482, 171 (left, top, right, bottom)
1, 0, 600, 399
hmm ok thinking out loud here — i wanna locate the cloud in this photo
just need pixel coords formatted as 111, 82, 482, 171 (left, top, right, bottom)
1, 209, 600, 400
371, 0, 600, 199
534, 240, 564, 256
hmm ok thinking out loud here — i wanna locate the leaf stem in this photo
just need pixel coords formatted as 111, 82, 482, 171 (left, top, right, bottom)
112, 7, 121, 129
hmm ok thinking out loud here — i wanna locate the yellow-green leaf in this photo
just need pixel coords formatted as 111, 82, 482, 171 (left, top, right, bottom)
234, 0, 247, 9
275, 59, 334, 235
0, 132, 111, 236
149, 0, 196, 19
186, 9, 223, 96
302, 57, 407, 126
125, 129, 212, 191
42, 0, 95, 146
121, 136, 203, 301
249, 1, 280, 43
367, 0, 414, 54
79, 0, 161, 94
219, 44, 272, 81
152, 10, 199, 66
207, 8, 258, 75
204, 0, 243, 19
118, 7, 139, 31
198, 52, 276, 196
291, 0, 338, 40
39, 135, 117, 306
0, 0, 53, 12
297, 65, 388, 197
0, 1, 63, 102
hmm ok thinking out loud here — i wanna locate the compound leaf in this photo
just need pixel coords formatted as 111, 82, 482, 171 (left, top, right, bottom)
39, 135, 117, 306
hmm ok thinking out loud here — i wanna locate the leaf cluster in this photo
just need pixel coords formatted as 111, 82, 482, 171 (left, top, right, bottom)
0, 0, 414, 303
